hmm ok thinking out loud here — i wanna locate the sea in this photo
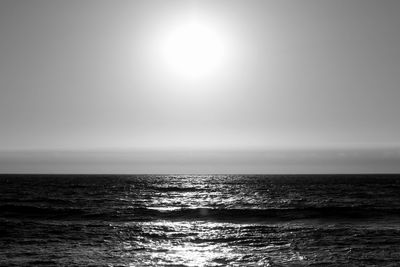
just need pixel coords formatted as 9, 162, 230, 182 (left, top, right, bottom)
1, 174, 400, 266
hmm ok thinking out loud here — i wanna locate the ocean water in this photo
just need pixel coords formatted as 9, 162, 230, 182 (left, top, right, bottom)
1, 174, 400, 266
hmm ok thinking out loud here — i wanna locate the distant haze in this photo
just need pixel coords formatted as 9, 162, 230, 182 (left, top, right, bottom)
1, 0, 400, 173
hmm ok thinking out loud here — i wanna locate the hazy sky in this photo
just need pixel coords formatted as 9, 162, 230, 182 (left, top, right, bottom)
1, 0, 400, 173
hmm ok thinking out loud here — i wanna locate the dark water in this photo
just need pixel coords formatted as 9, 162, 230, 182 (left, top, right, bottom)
1, 174, 400, 266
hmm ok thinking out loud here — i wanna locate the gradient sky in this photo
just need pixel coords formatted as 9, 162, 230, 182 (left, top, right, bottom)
1, 0, 400, 173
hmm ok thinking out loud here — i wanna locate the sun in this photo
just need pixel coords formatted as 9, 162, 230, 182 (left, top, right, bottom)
158, 16, 228, 81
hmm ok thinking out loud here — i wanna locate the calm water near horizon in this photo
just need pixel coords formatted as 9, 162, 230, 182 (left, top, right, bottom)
1, 174, 400, 266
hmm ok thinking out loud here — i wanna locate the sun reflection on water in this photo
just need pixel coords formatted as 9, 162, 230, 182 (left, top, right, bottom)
115, 220, 310, 266
165, 243, 227, 267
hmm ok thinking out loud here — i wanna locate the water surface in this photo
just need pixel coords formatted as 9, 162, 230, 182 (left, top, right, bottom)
1, 174, 400, 266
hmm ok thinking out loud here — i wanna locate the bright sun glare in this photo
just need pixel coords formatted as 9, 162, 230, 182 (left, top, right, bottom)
158, 16, 228, 81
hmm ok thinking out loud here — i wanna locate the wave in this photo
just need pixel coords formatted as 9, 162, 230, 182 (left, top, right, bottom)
0, 197, 76, 205
147, 186, 201, 192
2, 205, 400, 222
0, 204, 85, 218
142, 207, 400, 222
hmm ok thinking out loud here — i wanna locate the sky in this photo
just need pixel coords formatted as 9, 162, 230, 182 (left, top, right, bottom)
0, 0, 400, 173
